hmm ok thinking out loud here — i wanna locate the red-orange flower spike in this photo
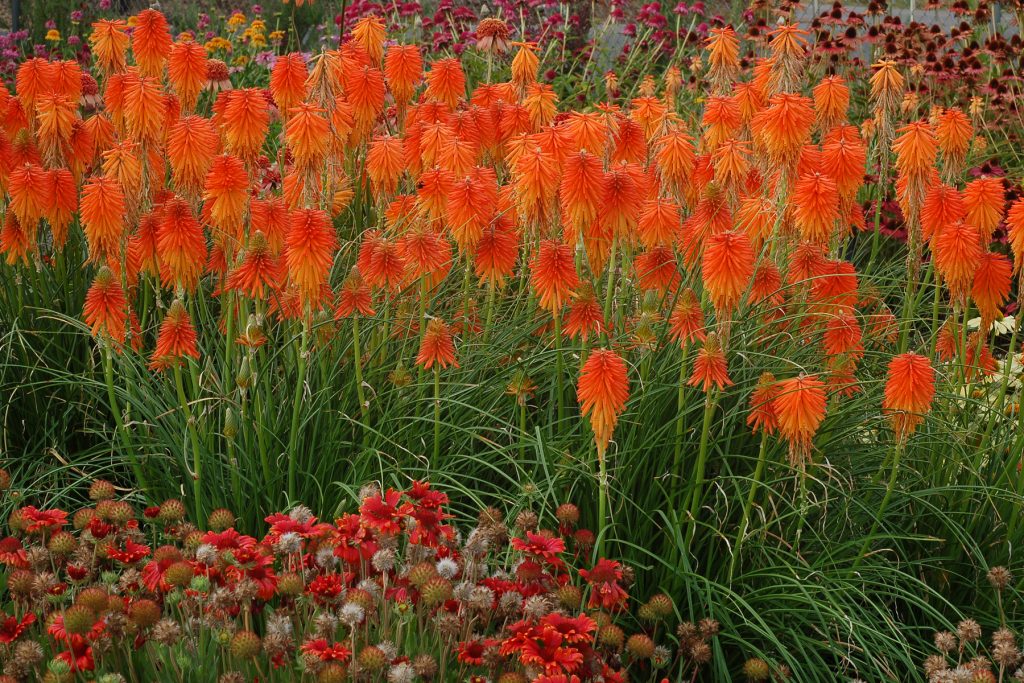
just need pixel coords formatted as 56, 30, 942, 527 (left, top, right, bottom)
384, 45, 423, 107
474, 218, 519, 287
792, 172, 840, 243
363, 235, 407, 293
962, 177, 1005, 239
16, 58, 55, 114
425, 58, 465, 109
563, 284, 606, 342
530, 239, 580, 312
688, 334, 733, 393
90, 20, 130, 74
80, 176, 126, 264
882, 352, 935, 443
286, 103, 331, 171
933, 220, 982, 306
83, 267, 128, 344
417, 318, 458, 370
270, 53, 308, 114
636, 245, 680, 294
772, 375, 827, 466
122, 72, 166, 145
168, 39, 208, 113
812, 75, 849, 130
168, 115, 218, 199
637, 198, 681, 249
446, 172, 497, 252
226, 231, 283, 299
821, 125, 866, 199
45, 168, 77, 250
560, 150, 605, 238
747, 372, 780, 435
655, 131, 696, 201
702, 229, 755, 319
131, 9, 172, 78
971, 251, 1012, 328
285, 209, 337, 307
335, 269, 375, 318
203, 154, 250, 239
352, 16, 387, 67
157, 196, 207, 292
920, 183, 966, 243
149, 300, 200, 371
8, 163, 49, 232
0, 213, 30, 265
668, 288, 706, 347
1007, 198, 1024, 273
935, 107, 972, 179
366, 135, 405, 197
221, 89, 269, 165
750, 93, 814, 171
577, 348, 630, 459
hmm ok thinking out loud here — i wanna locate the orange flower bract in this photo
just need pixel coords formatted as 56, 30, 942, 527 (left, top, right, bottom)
80, 175, 126, 264
83, 267, 128, 343
149, 300, 200, 371
284, 209, 337, 307
530, 239, 579, 312
772, 375, 827, 466
417, 317, 458, 370
577, 349, 630, 459
882, 352, 935, 442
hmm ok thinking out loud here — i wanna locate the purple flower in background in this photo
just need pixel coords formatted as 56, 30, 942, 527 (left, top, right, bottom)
99, 0, 111, 9
68, 35, 81, 46
71, 10, 84, 22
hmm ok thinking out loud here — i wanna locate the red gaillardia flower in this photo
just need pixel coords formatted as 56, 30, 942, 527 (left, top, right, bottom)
149, 300, 200, 371
882, 352, 935, 442
577, 349, 630, 459
771, 375, 827, 466
530, 239, 580, 313
83, 267, 128, 344
417, 318, 458, 370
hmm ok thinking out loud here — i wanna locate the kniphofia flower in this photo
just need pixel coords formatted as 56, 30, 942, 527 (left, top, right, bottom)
168, 39, 208, 112
530, 240, 579, 312
149, 300, 200, 371
772, 375, 827, 466
285, 209, 337, 308
747, 373, 780, 435
352, 16, 386, 67
83, 267, 128, 344
701, 229, 755, 319
933, 220, 982, 306
425, 58, 465, 109
269, 53, 308, 114
203, 154, 250, 239
384, 45, 423, 107
577, 349, 630, 459
812, 75, 849, 131
473, 218, 519, 287
80, 176, 126, 264
963, 177, 1004, 239
563, 284, 606, 342
417, 318, 458, 369
168, 116, 218, 199
971, 251, 1012, 329
90, 20, 129, 74
221, 89, 270, 165
688, 334, 732, 392
882, 353, 935, 443
792, 172, 840, 243
225, 231, 283, 299
334, 269, 375, 318
157, 196, 207, 292
131, 9, 173, 78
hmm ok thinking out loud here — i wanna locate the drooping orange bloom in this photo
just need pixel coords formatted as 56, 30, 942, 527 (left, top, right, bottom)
525, 83, 559, 130
44, 168, 77, 250
965, 332, 999, 382
962, 177, 1005, 239
701, 95, 741, 152
667, 289, 706, 347
882, 352, 935, 442
352, 16, 387, 67
221, 88, 269, 164
734, 194, 775, 248
750, 93, 814, 170
821, 125, 866, 199
90, 20, 130, 74
384, 45, 423, 107
920, 183, 965, 242
600, 163, 643, 238
933, 220, 982, 305
512, 144, 559, 229
417, 317, 458, 370
425, 58, 466, 109
35, 93, 76, 165
16, 58, 55, 114
225, 231, 283, 299
285, 209, 337, 307
510, 42, 539, 91
168, 40, 208, 112
149, 300, 200, 371
203, 154, 250, 238
712, 139, 750, 193
822, 309, 864, 360
771, 375, 827, 466
559, 150, 605, 238
688, 334, 732, 392
362, 235, 407, 293
168, 115, 218, 199
893, 121, 937, 185
8, 163, 49, 232
83, 267, 128, 344
446, 171, 497, 252
0, 213, 29, 265
1007, 198, 1024, 273
792, 172, 840, 243
971, 251, 1012, 327
269, 53, 308, 114
655, 131, 695, 201
747, 372, 780, 435
474, 217, 519, 286
637, 198, 680, 249
366, 135, 405, 197
562, 284, 606, 342
80, 176, 126, 263
635, 245, 680, 294
701, 229, 755, 319
807, 257, 859, 311
812, 75, 849, 130
286, 103, 330, 171
934, 107, 972, 179
343, 63, 386, 136
400, 228, 450, 288
530, 239, 579, 312
563, 111, 609, 155
157, 196, 207, 292
334, 269, 375, 319
577, 348, 630, 459
131, 9, 173, 78
747, 260, 785, 311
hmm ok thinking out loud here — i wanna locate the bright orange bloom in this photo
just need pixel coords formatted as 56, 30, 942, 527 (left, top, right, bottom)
600, 163, 643, 238
792, 172, 840, 243
149, 300, 200, 371
821, 125, 866, 199
8, 163, 48, 232
705, 26, 740, 89
286, 103, 330, 171
122, 72, 165, 144
80, 176, 126, 263
157, 196, 207, 292
83, 267, 128, 343
563, 284, 605, 342
577, 348, 630, 459
0, 213, 30, 265
473, 217, 519, 286
384, 45, 423, 106
203, 154, 250, 238
1007, 198, 1024, 273
920, 183, 965, 242
269, 53, 308, 114
772, 375, 827, 466
417, 317, 458, 370
934, 107, 972, 179
668, 288, 706, 346
510, 42, 539, 91
750, 94, 814, 169
655, 131, 695, 201
168, 115, 218, 199
131, 9, 173, 78
343, 63, 386, 136
366, 135, 405, 196
362, 235, 407, 293
882, 352, 935, 442
962, 177, 1004, 239
971, 251, 1012, 327
530, 239, 579, 312
735, 194, 775, 248
869, 60, 905, 119
221, 88, 269, 164
45, 168, 77, 250
35, 93, 76, 165
335, 269, 375, 318
168, 40, 207, 112
636, 245, 680, 294
701, 95, 741, 151
893, 120, 937, 182
513, 144, 559, 229
526, 83, 559, 130
225, 231, 283, 299
560, 150, 605, 238
446, 171, 497, 252
747, 260, 784, 311
807, 257, 859, 311
425, 58, 465, 109
563, 111, 609, 155
90, 20, 129, 74
16, 58, 55, 113
747, 372, 780, 435
701, 229, 755, 318
285, 209, 337, 307
352, 16, 387, 67
400, 228, 451, 287
688, 334, 732, 392
637, 198, 680, 249
822, 309, 863, 360
812, 75, 849, 130
933, 220, 982, 305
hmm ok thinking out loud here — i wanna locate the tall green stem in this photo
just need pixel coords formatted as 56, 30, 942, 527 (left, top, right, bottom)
432, 365, 441, 468
685, 392, 715, 550
104, 345, 147, 494
855, 441, 905, 568
673, 344, 691, 481
728, 431, 769, 583
352, 316, 368, 421
287, 318, 310, 502
174, 362, 203, 522
552, 314, 565, 424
